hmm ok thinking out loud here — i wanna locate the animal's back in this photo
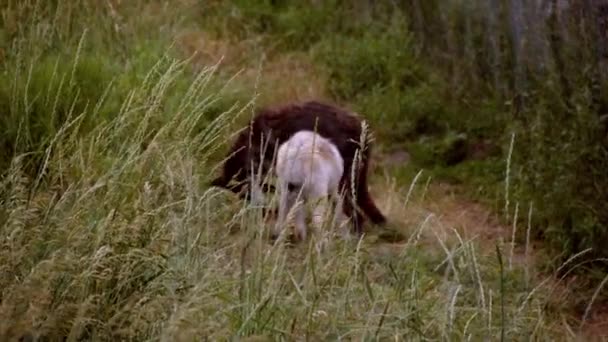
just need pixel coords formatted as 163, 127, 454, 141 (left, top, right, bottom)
216, 101, 365, 191
260, 101, 364, 158
276, 131, 343, 192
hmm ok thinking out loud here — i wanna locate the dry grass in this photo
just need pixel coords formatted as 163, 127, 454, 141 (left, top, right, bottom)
175, 29, 328, 107
370, 171, 608, 340
0, 57, 589, 340
1, 0, 606, 340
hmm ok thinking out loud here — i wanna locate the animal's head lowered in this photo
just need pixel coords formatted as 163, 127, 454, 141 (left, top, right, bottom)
209, 129, 250, 195
210, 116, 277, 199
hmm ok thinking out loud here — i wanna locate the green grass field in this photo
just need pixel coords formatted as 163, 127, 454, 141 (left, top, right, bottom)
1, 1, 606, 340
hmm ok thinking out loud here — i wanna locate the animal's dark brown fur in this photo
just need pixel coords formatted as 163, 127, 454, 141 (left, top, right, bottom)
210, 100, 387, 234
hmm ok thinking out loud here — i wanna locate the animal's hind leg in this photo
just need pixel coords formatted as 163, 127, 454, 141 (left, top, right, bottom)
332, 189, 350, 239
340, 179, 365, 235
293, 197, 308, 241
356, 149, 387, 225
309, 183, 329, 233
273, 181, 291, 240
311, 198, 327, 232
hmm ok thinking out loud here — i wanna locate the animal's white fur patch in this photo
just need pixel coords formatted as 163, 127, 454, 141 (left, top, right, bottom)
274, 130, 346, 241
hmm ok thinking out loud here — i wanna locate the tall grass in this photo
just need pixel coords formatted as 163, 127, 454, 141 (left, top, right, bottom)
0, 0, 602, 339
0, 45, 592, 340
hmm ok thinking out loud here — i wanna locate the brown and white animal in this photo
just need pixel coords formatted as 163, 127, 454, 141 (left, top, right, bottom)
273, 130, 345, 241
210, 100, 386, 235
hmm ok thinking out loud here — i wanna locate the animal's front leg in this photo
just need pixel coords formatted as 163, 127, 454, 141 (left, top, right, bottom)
260, 183, 279, 218
249, 178, 265, 207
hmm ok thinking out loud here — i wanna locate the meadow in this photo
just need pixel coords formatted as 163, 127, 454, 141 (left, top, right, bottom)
0, 1, 606, 340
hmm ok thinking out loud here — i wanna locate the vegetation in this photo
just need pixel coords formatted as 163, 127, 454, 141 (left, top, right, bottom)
199, 1, 608, 272
0, 0, 607, 340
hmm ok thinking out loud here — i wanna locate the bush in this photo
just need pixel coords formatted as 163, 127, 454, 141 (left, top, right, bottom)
0, 0, 246, 177
516, 96, 608, 265
314, 14, 449, 141
0, 50, 114, 170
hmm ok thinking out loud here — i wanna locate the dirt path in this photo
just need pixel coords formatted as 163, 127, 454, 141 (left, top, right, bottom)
370, 166, 608, 341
